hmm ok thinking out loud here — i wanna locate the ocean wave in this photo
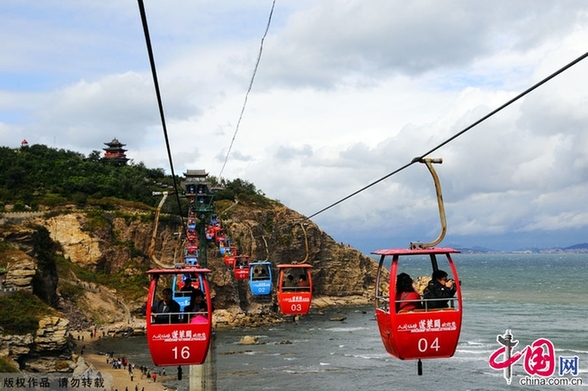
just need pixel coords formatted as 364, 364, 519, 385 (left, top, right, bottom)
325, 326, 370, 332
455, 348, 495, 355
343, 353, 390, 360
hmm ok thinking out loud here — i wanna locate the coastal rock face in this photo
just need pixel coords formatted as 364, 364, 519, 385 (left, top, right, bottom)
25, 315, 74, 373
39, 212, 179, 271
1, 226, 59, 305
25, 203, 378, 314
0, 199, 380, 367
0, 315, 73, 372
4, 255, 36, 289
211, 203, 378, 311
43, 214, 102, 269
0, 334, 34, 358
35, 316, 71, 352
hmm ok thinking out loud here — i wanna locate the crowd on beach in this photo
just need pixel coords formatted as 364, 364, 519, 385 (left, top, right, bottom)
72, 327, 172, 391
105, 352, 165, 384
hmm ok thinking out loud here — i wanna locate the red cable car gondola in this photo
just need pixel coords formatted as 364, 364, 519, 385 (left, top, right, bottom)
223, 246, 237, 268
373, 248, 462, 361
146, 267, 212, 366
233, 255, 251, 280
214, 229, 225, 244
372, 158, 462, 374
277, 264, 313, 315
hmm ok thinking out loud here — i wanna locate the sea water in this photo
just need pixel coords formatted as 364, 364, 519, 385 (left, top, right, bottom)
90, 253, 588, 391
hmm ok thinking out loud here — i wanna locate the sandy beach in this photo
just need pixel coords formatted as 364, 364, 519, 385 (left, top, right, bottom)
73, 330, 172, 391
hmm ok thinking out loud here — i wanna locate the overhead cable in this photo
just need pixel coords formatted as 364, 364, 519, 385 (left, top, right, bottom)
306, 50, 588, 220
218, 0, 277, 180
137, 0, 185, 223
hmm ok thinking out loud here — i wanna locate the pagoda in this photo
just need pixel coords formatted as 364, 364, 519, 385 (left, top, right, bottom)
181, 169, 208, 193
102, 138, 129, 165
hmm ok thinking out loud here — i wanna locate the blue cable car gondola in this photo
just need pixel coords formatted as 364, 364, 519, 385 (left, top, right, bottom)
187, 217, 196, 230
171, 272, 205, 311
249, 261, 272, 296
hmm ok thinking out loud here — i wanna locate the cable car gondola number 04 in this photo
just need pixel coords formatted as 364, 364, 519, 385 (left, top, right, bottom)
418, 337, 440, 353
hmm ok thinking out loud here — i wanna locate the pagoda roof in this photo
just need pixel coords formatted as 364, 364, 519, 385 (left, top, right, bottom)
184, 169, 208, 177
104, 138, 126, 147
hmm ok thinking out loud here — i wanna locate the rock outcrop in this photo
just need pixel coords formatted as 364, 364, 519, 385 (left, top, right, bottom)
0, 315, 73, 372
0, 199, 381, 370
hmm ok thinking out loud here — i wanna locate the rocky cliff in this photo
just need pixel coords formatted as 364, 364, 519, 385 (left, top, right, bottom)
0, 199, 380, 371
0, 225, 73, 372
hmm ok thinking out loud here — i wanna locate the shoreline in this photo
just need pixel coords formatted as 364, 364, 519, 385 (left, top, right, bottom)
70, 297, 372, 390
73, 330, 173, 391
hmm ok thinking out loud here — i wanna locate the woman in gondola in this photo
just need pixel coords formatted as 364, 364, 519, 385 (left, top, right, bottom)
184, 289, 208, 323
395, 273, 422, 312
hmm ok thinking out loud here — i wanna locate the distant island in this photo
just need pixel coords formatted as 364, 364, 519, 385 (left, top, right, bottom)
453, 243, 588, 254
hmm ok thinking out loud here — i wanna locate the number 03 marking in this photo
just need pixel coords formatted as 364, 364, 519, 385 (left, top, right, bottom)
418, 337, 440, 352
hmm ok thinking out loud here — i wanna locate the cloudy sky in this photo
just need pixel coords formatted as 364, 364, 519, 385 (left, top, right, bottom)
1, 1, 588, 253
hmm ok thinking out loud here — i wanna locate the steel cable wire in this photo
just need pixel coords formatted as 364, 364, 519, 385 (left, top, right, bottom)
306, 51, 588, 220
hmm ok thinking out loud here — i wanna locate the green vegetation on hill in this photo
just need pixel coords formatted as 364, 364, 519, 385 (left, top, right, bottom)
213, 178, 273, 208
55, 255, 150, 303
0, 143, 272, 213
0, 290, 56, 335
0, 143, 277, 327
0, 144, 170, 211
0, 356, 19, 372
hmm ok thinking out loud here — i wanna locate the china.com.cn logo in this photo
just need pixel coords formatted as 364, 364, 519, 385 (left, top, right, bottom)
488, 329, 582, 386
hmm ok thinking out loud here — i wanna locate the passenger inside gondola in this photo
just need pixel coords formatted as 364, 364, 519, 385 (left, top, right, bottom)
184, 289, 208, 323
297, 274, 310, 291
253, 267, 269, 280
423, 270, 456, 309
179, 276, 197, 294
283, 274, 296, 289
151, 288, 181, 324
395, 273, 422, 312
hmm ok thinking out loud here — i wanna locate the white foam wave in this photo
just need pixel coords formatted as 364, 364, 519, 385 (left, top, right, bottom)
326, 326, 370, 332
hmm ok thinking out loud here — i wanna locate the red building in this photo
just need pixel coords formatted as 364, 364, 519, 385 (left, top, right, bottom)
103, 138, 129, 165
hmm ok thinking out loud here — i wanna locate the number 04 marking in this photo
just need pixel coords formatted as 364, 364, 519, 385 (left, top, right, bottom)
418, 337, 440, 352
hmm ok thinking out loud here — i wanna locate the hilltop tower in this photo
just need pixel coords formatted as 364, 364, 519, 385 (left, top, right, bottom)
102, 138, 129, 165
